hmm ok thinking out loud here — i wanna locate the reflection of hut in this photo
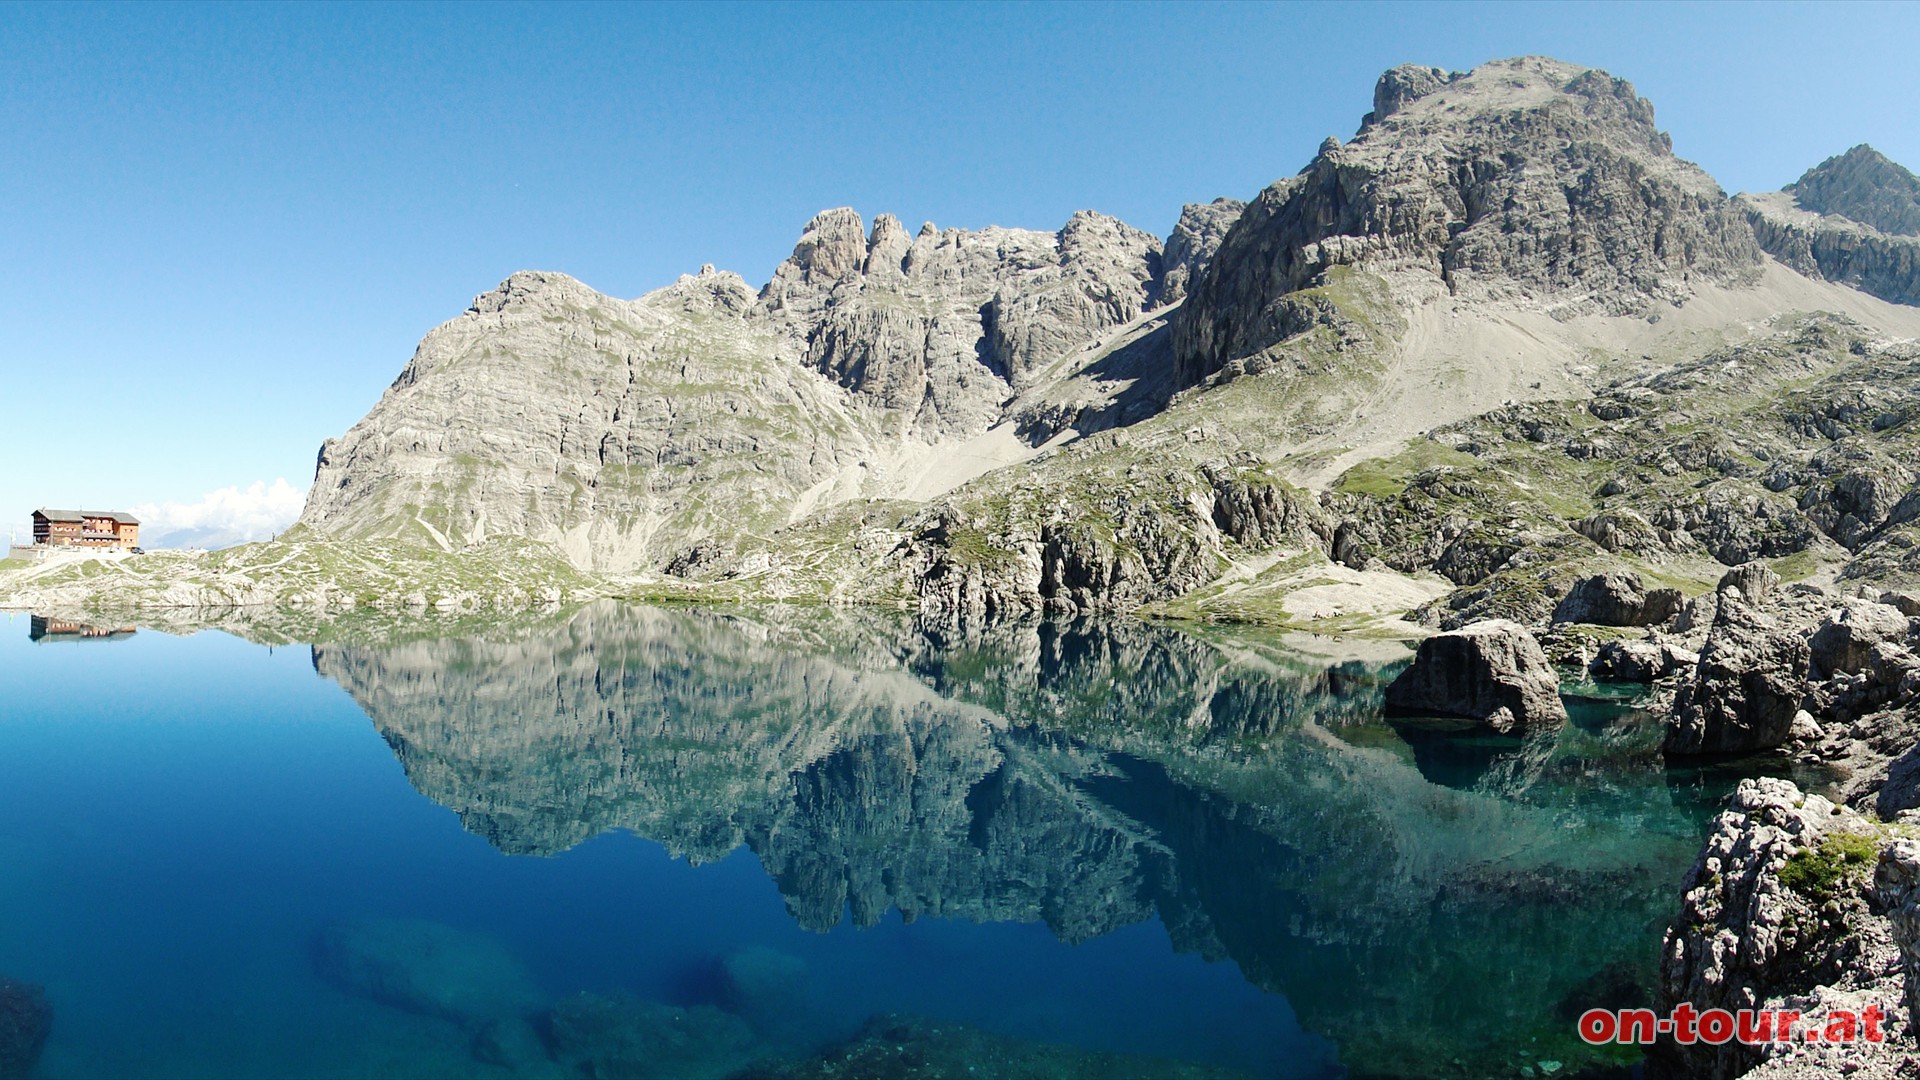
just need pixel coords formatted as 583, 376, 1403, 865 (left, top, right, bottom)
28, 616, 136, 643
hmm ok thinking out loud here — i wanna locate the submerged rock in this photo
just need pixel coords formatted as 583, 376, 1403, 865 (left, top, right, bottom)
716, 946, 809, 1040
546, 991, 759, 1080
1383, 619, 1567, 733
0, 978, 50, 1080
311, 916, 544, 1026
735, 1014, 1247, 1080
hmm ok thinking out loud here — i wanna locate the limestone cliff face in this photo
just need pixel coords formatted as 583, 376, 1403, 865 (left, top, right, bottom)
1742, 146, 1920, 307
1155, 199, 1246, 308
1173, 57, 1763, 385
299, 268, 883, 572
755, 207, 1163, 437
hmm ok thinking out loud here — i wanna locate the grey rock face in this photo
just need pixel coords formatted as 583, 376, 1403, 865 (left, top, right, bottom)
1791, 145, 1920, 238
1877, 839, 1920, 1028
1551, 569, 1682, 627
1719, 561, 1783, 607
1383, 619, 1567, 732
1654, 779, 1890, 1080
1174, 56, 1763, 385
756, 207, 1163, 437
1156, 198, 1245, 308
299, 268, 881, 572
1665, 597, 1811, 754
1589, 638, 1696, 683
1744, 171, 1920, 307
1809, 598, 1914, 678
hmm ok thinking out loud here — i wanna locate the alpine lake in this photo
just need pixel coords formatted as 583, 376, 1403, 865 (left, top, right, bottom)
0, 602, 1814, 1079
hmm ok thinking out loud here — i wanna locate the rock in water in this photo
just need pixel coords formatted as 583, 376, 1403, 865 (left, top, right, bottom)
1663, 597, 1811, 755
734, 1014, 1246, 1080
0, 978, 50, 1080
1654, 779, 1892, 1080
1550, 570, 1682, 627
546, 991, 759, 1080
716, 946, 808, 1040
312, 917, 544, 1025
1383, 620, 1567, 732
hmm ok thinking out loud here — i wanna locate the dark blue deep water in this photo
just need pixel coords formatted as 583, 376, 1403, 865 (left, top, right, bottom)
0, 605, 1771, 1079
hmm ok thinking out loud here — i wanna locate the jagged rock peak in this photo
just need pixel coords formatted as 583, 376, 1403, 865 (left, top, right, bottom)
467, 270, 598, 315
753, 204, 1163, 437
773, 207, 869, 290
1362, 64, 1457, 129
1790, 144, 1920, 237
659, 264, 755, 315
1158, 198, 1245, 308
1172, 56, 1764, 385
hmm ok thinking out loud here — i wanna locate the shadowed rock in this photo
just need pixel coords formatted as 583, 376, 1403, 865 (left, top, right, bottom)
1552, 570, 1683, 627
1383, 619, 1567, 732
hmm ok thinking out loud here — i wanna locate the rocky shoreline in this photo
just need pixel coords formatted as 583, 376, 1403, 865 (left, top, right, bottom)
1385, 559, 1920, 1077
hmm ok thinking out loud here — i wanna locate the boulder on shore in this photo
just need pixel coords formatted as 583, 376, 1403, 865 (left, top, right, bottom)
1551, 570, 1683, 627
1383, 619, 1567, 733
1663, 597, 1810, 755
1589, 638, 1698, 683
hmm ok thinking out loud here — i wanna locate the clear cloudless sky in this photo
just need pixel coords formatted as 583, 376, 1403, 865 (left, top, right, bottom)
4, 0, 1920, 540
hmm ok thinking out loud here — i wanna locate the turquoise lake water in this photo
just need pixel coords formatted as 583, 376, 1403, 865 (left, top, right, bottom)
0, 604, 1788, 1078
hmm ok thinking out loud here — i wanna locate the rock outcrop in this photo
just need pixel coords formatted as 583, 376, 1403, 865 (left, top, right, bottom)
1156, 198, 1246, 308
299, 268, 884, 572
1173, 56, 1763, 385
1654, 779, 1896, 1080
755, 208, 1163, 437
1589, 638, 1695, 683
1743, 146, 1920, 309
1664, 596, 1811, 755
1790, 145, 1920, 238
1552, 569, 1682, 627
1382, 619, 1567, 732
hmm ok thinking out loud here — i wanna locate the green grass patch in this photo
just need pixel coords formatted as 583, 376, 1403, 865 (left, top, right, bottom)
1779, 831, 1881, 902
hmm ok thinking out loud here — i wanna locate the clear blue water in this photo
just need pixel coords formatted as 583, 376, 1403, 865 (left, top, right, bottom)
0, 605, 1775, 1079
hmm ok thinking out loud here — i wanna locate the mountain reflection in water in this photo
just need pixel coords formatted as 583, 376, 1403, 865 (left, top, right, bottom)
308, 601, 1739, 1078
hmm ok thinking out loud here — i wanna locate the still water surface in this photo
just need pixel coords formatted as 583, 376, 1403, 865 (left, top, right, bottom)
0, 604, 1775, 1078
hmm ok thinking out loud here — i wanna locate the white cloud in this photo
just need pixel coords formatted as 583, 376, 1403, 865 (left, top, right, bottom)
132, 478, 308, 550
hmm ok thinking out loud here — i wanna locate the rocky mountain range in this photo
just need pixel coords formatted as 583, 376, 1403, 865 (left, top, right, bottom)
234, 55, 1920, 637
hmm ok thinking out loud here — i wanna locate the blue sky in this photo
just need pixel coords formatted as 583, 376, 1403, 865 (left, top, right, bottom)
5, 1, 1919, 544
